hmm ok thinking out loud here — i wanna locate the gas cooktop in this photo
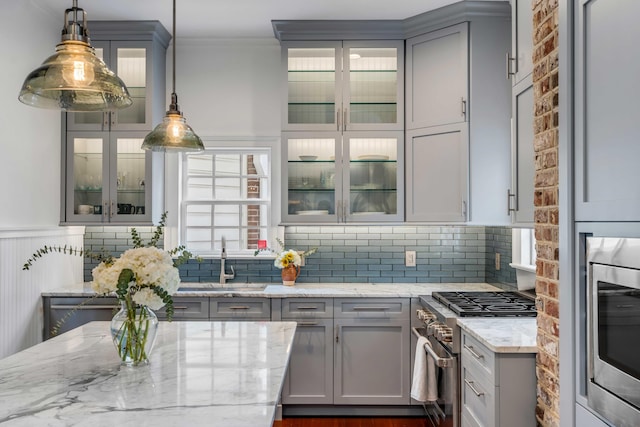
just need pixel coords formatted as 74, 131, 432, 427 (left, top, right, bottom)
430, 291, 537, 317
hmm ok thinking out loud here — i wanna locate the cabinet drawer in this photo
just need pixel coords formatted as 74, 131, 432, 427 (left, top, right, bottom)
461, 331, 495, 380
282, 298, 333, 319
156, 297, 209, 320
461, 365, 495, 427
334, 298, 409, 318
210, 298, 271, 319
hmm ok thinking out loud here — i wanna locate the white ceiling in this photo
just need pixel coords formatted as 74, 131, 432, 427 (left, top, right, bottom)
33, 0, 497, 39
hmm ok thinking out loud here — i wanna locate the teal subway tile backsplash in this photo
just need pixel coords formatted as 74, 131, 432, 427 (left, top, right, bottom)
83, 225, 518, 287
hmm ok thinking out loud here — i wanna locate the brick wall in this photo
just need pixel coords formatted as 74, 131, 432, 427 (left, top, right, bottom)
532, 0, 560, 425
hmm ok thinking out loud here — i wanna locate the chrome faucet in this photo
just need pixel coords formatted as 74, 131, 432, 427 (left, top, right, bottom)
219, 238, 235, 284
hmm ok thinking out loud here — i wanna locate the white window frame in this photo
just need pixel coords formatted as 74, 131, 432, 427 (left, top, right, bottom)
164, 137, 281, 258
511, 227, 537, 272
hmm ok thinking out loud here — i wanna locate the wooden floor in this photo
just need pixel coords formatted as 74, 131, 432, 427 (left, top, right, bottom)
274, 417, 430, 427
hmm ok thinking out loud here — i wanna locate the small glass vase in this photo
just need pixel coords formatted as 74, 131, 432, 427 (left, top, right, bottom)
110, 298, 159, 366
281, 264, 300, 286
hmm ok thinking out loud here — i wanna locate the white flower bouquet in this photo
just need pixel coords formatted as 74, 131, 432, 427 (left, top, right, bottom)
24, 212, 197, 365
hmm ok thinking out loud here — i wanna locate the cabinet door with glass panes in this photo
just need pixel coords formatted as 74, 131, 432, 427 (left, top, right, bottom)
64, 131, 154, 223
282, 40, 403, 132
66, 40, 154, 132
283, 132, 403, 223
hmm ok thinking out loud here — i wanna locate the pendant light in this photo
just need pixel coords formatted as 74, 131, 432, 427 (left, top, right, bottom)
18, 0, 131, 112
142, 0, 203, 152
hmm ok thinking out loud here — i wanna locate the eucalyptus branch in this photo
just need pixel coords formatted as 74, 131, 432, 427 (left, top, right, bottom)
148, 211, 168, 248
50, 293, 108, 337
23, 245, 112, 271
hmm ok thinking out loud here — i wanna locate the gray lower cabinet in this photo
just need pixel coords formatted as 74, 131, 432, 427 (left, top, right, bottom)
460, 330, 536, 427
209, 297, 271, 320
333, 298, 411, 405
43, 296, 119, 340
281, 299, 334, 404
155, 297, 209, 320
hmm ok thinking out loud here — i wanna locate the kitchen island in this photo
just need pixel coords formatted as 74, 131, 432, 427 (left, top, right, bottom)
0, 321, 297, 427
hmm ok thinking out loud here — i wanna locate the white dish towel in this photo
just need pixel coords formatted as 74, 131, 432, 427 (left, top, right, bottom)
410, 336, 438, 402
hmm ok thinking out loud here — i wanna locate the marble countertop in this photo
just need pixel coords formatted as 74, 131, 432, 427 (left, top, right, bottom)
0, 321, 297, 426
43, 282, 502, 298
457, 317, 538, 353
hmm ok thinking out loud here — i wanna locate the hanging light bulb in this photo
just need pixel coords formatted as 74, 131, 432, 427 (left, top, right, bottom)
18, 0, 131, 111
142, 0, 203, 152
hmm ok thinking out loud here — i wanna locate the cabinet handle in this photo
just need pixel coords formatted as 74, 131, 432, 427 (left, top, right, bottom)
336, 108, 341, 131
465, 379, 485, 397
507, 189, 516, 214
227, 306, 250, 310
110, 111, 116, 127
343, 108, 348, 131
336, 328, 339, 343
102, 112, 109, 129
298, 321, 319, 326
461, 98, 466, 119
296, 306, 318, 310
463, 344, 484, 360
462, 200, 467, 217
173, 306, 189, 310
506, 52, 516, 79
103, 201, 108, 220
351, 306, 390, 311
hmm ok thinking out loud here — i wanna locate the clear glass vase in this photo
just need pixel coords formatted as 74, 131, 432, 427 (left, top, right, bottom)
110, 297, 159, 366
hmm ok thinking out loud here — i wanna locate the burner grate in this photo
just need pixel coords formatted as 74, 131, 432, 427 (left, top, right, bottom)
432, 291, 537, 317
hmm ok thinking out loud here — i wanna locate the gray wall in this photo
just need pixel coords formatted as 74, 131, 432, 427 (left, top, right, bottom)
84, 225, 517, 285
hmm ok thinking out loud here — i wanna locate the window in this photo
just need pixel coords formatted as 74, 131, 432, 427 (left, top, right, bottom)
181, 147, 272, 255
512, 228, 536, 269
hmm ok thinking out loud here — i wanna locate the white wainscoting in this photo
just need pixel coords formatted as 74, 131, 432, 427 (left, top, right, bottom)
0, 227, 84, 359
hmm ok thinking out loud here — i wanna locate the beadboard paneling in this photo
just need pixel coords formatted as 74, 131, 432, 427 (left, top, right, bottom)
0, 227, 84, 359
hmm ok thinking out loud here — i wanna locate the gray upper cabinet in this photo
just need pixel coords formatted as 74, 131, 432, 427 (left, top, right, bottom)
281, 40, 404, 132
509, 72, 534, 225
574, 0, 640, 221
508, 0, 533, 86
65, 22, 171, 132
406, 23, 468, 130
406, 125, 468, 222
61, 22, 169, 225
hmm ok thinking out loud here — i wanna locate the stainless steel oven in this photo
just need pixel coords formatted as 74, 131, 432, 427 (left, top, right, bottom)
587, 237, 640, 427
415, 291, 536, 427
412, 321, 457, 427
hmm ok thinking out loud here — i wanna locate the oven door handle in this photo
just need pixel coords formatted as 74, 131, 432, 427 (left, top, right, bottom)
411, 327, 454, 368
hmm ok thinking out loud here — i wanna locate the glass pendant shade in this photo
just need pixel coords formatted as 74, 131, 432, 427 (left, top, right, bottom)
19, 40, 132, 111
18, 1, 132, 112
142, 109, 204, 152
142, 0, 203, 152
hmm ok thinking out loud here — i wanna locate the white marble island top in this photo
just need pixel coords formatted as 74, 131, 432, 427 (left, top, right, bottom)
0, 321, 297, 427
457, 317, 538, 353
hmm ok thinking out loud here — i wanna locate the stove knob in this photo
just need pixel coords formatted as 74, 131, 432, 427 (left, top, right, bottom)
436, 326, 453, 341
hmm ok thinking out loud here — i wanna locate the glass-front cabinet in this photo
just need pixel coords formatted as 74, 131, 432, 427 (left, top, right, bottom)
283, 132, 403, 222
67, 42, 151, 131
61, 22, 170, 224
282, 40, 404, 132
65, 132, 155, 223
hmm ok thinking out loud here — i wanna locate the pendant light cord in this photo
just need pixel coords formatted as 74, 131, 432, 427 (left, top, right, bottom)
172, 0, 176, 95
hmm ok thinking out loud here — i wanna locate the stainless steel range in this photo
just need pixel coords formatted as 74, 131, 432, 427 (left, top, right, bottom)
413, 290, 536, 427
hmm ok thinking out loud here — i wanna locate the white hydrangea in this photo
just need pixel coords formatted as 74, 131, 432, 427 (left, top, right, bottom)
132, 287, 165, 310
90, 246, 181, 309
